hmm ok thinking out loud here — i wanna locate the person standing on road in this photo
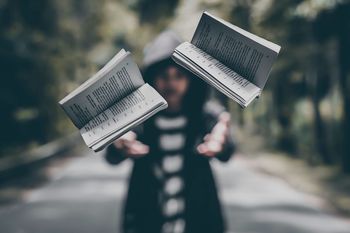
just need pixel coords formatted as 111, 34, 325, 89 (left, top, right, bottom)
105, 30, 235, 233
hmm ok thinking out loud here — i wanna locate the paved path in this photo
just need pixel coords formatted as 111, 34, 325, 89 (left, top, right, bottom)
0, 149, 349, 233
212, 157, 350, 233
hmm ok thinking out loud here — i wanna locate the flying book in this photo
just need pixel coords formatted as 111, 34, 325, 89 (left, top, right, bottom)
172, 11, 281, 107
59, 49, 168, 152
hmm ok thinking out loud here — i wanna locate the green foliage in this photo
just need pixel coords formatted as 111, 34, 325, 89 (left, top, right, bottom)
0, 0, 109, 156
228, 0, 350, 172
128, 0, 179, 24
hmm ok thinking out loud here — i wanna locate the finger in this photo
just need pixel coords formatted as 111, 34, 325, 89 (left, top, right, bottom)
196, 143, 206, 154
199, 145, 215, 157
209, 132, 225, 143
208, 127, 227, 144
207, 113, 230, 139
122, 131, 137, 142
127, 142, 149, 157
124, 139, 147, 149
113, 138, 126, 149
203, 134, 211, 142
206, 140, 223, 153
212, 122, 228, 135
219, 112, 230, 124
205, 130, 225, 145
128, 148, 149, 157
197, 143, 219, 157
133, 141, 150, 152
114, 131, 137, 148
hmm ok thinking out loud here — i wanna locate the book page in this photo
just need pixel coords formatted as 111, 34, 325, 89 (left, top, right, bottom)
59, 52, 145, 129
91, 103, 165, 151
60, 49, 127, 102
175, 42, 261, 103
191, 11, 281, 88
173, 52, 255, 107
80, 84, 167, 147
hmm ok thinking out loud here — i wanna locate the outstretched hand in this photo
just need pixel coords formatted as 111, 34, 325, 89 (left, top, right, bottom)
113, 131, 149, 158
197, 112, 230, 157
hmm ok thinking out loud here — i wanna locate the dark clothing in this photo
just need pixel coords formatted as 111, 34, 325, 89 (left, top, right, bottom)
105, 108, 235, 233
108, 29, 235, 233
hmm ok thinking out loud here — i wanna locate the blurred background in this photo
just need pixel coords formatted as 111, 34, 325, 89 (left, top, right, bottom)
1, 0, 350, 232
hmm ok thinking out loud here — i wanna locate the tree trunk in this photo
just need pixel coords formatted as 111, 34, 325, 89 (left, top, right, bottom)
311, 70, 331, 164
339, 32, 350, 173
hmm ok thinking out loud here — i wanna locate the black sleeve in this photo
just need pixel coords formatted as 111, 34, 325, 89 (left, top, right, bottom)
203, 109, 236, 163
215, 128, 235, 162
104, 125, 144, 165
105, 145, 127, 165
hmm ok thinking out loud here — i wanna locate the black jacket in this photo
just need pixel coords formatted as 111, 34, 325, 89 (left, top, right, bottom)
105, 108, 235, 233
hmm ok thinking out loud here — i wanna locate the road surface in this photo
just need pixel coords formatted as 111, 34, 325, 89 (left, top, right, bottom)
0, 148, 349, 233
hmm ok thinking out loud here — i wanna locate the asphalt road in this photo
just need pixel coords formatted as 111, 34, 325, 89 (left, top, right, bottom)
0, 148, 349, 233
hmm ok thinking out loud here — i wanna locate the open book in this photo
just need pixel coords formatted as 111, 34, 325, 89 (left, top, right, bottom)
172, 11, 281, 108
59, 49, 168, 152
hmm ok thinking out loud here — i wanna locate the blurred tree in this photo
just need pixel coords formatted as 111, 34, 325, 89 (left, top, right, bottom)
228, 0, 341, 163
0, 0, 108, 156
229, 0, 254, 125
128, 0, 179, 25
0, 0, 61, 150
250, 0, 311, 155
235, 0, 350, 171
313, 2, 350, 172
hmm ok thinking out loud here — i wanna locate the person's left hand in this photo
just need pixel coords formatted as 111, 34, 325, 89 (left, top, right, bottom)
197, 112, 230, 157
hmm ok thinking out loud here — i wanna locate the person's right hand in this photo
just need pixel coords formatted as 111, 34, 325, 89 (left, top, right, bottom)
113, 131, 149, 158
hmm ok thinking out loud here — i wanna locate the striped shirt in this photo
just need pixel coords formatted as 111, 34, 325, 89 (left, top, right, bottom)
153, 113, 187, 233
